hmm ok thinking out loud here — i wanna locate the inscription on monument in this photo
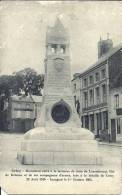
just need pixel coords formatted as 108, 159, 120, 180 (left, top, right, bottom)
47, 73, 70, 88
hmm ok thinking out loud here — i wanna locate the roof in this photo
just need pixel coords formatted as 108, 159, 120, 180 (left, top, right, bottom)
110, 72, 122, 89
31, 95, 42, 103
46, 18, 69, 44
47, 18, 67, 34
11, 95, 33, 102
54, 18, 65, 31
11, 95, 42, 103
73, 43, 122, 80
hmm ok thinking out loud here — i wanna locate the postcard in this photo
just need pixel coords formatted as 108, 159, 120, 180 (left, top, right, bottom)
0, 1, 122, 195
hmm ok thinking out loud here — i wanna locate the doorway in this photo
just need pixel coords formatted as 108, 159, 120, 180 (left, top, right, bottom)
111, 119, 116, 142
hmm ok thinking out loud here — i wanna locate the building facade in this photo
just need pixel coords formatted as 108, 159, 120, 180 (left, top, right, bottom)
72, 38, 122, 142
109, 87, 122, 142
7, 95, 42, 132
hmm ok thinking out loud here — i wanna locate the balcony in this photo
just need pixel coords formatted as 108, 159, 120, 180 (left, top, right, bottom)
83, 102, 107, 112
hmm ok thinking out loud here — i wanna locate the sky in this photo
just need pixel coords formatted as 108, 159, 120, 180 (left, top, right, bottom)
0, 1, 122, 76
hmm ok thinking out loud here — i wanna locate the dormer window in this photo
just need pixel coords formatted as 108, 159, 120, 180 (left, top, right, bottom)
51, 44, 57, 53
60, 45, 66, 54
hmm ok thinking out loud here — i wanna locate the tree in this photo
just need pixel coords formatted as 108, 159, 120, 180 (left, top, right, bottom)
0, 67, 44, 110
0, 75, 14, 98
13, 68, 44, 96
0, 68, 44, 130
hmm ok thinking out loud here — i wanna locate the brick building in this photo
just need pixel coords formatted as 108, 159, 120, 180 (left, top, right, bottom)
72, 38, 122, 142
7, 95, 42, 132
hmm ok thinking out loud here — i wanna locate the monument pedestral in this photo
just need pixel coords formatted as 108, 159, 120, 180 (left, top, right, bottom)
17, 18, 102, 165
17, 127, 102, 165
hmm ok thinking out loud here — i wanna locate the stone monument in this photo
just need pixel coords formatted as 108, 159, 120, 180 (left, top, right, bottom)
17, 18, 102, 165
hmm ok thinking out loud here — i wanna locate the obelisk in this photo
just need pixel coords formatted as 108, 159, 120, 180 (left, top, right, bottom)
17, 18, 102, 165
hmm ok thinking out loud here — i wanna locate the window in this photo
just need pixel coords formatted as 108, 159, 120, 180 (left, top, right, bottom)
51, 44, 57, 53
95, 72, 100, 82
90, 114, 94, 132
116, 118, 120, 134
26, 103, 30, 109
16, 102, 21, 109
84, 78, 88, 87
84, 115, 89, 129
15, 110, 21, 118
101, 69, 106, 79
96, 113, 102, 132
114, 94, 119, 108
89, 75, 94, 85
96, 87, 99, 96
96, 87, 100, 104
102, 84, 107, 103
84, 91, 88, 108
89, 89, 94, 105
103, 111, 108, 130
26, 111, 31, 119
60, 45, 66, 54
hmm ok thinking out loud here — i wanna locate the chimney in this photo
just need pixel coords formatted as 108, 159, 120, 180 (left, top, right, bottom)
98, 34, 113, 58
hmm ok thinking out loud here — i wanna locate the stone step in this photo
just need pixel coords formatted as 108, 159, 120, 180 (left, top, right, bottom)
17, 151, 102, 165
24, 127, 94, 140
21, 140, 98, 152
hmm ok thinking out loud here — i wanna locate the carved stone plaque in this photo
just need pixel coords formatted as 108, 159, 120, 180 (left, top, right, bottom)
54, 58, 64, 72
51, 101, 70, 123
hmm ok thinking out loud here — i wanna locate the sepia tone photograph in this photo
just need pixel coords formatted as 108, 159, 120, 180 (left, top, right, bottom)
0, 1, 122, 194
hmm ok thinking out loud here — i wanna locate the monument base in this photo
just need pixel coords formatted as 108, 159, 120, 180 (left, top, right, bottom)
17, 151, 102, 165
17, 127, 102, 165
